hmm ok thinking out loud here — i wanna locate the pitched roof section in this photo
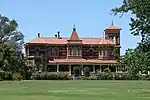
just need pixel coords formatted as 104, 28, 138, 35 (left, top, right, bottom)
106, 24, 121, 30
69, 28, 80, 40
27, 37, 115, 45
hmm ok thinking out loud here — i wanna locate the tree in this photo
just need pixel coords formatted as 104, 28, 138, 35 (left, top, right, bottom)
112, 0, 150, 75
73, 66, 81, 77
83, 67, 90, 77
119, 48, 150, 75
112, 0, 150, 43
0, 14, 24, 72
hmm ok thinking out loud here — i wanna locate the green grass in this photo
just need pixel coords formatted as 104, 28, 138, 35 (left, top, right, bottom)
0, 80, 150, 100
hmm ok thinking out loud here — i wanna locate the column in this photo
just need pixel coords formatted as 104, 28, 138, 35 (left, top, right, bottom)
81, 64, 83, 75
67, 47, 69, 57
102, 49, 104, 57
116, 65, 118, 72
100, 65, 102, 72
99, 50, 100, 58
69, 64, 71, 75
105, 49, 107, 58
57, 64, 59, 72
27, 45, 29, 56
93, 65, 95, 73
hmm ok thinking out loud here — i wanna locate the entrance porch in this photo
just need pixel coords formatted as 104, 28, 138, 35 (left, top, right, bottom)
46, 64, 127, 75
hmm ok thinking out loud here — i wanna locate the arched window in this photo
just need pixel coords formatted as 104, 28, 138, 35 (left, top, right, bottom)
89, 48, 94, 56
35, 47, 40, 56
53, 47, 59, 56
48, 47, 52, 56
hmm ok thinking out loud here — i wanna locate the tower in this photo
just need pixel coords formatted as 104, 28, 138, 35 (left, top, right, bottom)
67, 25, 82, 59
104, 23, 121, 59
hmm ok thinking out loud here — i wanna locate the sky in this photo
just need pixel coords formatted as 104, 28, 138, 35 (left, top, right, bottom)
0, 0, 141, 55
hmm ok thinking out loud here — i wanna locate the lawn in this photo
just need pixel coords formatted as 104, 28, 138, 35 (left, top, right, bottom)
0, 80, 150, 100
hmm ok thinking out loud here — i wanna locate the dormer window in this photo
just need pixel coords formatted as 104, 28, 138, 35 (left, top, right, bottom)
69, 47, 81, 56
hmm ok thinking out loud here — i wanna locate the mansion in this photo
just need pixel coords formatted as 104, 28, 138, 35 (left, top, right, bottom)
25, 23, 126, 75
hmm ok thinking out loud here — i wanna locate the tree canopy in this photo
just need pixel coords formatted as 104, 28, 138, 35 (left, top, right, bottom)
112, 0, 150, 43
112, 0, 150, 75
0, 14, 24, 72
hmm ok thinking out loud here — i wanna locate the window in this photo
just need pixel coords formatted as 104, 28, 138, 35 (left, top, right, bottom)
48, 47, 59, 56
52, 47, 59, 56
35, 47, 40, 56
73, 47, 77, 56
109, 36, 114, 41
89, 48, 94, 56
48, 47, 52, 56
69, 47, 80, 56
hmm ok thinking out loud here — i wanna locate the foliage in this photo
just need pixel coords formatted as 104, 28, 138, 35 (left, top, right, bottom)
103, 68, 111, 73
118, 48, 150, 75
112, 0, 150, 43
0, 14, 25, 72
83, 67, 90, 77
88, 72, 150, 80
73, 66, 81, 77
5, 72, 13, 80
112, 0, 150, 75
12, 73, 22, 81
0, 70, 6, 80
78, 76, 89, 80
31, 72, 72, 80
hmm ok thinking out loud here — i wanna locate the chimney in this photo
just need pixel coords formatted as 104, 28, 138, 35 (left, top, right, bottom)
37, 33, 40, 38
57, 31, 60, 38
55, 34, 57, 38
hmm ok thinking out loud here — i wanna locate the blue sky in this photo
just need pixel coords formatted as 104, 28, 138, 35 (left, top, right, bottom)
0, 0, 141, 55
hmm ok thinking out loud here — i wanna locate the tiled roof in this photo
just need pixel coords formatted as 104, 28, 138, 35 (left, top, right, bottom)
69, 28, 80, 40
49, 59, 117, 64
27, 37, 114, 45
106, 24, 121, 30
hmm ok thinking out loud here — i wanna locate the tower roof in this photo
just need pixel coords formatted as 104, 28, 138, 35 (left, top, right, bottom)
69, 27, 80, 40
106, 24, 121, 30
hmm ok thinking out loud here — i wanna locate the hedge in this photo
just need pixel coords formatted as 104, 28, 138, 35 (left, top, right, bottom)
31, 72, 72, 80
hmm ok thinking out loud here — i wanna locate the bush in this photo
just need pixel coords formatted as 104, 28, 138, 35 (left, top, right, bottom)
0, 70, 6, 81
83, 67, 90, 77
89, 74, 98, 80
79, 76, 89, 80
31, 72, 72, 80
73, 66, 81, 77
103, 68, 111, 73
12, 73, 22, 81
96, 72, 113, 80
5, 72, 13, 80
145, 75, 150, 80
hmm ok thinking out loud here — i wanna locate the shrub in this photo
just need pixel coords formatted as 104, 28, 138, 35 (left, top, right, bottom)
83, 67, 90, 77
96, 72, 113, 80
146, 75, 150, 81
5, 72, 13, 80
73, 66, 81, 77
79, 76, 89, 80
31, 72, 72, 80
89, 74, 98, 80
31, 72, 40, 80
12, 73, 23, 81
103, 68, 111, 73
0, 70, 6, 81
